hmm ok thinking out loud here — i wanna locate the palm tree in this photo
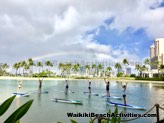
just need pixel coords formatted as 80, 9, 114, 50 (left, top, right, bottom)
24, 63, 30, 76
159, 64, 164, 77
122, 59, 129, 75
17, 62, 21, 75
144, 58, 150, 65
72, 63, 81, 76
65, 63, 72, 78
135, 64, 147, 77
85, 65, 90, 76
141, 65, 148, 77
106, 66, 112, 77
144, 58, 150, 70
37, 62, 43, 73
13, 63, 20, 76
97, 64, 104, 77
2, 63, 9, 75
2, 63, 9, 69
154, 60, 160, 77
28, 58, 35, 76
2, 63, 9, 76
0, 64, 3, 76
58, 63, 66, 77
135, 64, 142, 76
21, 60, 26, 76
115, 63, 122, 73
91, 64, 97, 77
45, 60, 53, 77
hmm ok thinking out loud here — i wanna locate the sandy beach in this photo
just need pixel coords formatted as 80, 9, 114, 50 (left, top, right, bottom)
0, 76, 164, 83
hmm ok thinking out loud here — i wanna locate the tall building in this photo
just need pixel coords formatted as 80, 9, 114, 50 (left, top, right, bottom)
150, 38, 164, 69
126, 68, 131, 75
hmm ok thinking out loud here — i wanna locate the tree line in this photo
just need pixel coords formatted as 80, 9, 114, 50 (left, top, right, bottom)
0, 58, 164, 78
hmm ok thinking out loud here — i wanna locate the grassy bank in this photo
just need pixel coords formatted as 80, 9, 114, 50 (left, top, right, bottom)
135, 77, 164, 81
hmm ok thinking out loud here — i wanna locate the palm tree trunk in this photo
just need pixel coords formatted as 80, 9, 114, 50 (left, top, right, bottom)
85, 69, 87, 76
16, 69, 18, 76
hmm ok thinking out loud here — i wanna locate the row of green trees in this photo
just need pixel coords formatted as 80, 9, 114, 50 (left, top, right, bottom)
135, 58, 164, 77
58, 59, 129, 78
12, 58, 54, 77
1, 58, 164, 78
0, 58, 129, 77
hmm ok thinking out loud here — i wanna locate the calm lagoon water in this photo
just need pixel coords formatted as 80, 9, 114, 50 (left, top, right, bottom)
0, 80, 164, 123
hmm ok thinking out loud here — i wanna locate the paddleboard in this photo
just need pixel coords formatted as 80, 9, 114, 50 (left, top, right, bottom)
51, 98, 82, 104
107, 101, 146, 110
12, 93, 29, 97
101, 95, 122, 100
83, 92, 99, 96
29, 90, 48, 94
60, 90, 75, 93
37, 91, 48, 94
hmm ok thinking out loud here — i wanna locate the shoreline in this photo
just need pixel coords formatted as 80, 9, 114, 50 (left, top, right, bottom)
0, 76, 164, 83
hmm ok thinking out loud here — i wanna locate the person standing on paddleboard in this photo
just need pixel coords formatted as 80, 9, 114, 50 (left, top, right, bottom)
65, 79, 69, 93
17, 80, 22, 93
88, 81, 91, 94
122, 82, 127, 105
38, 78, 44, 94
104, 78, 110, 96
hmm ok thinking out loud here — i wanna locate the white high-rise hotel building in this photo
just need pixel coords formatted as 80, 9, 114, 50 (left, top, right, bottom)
148, 38, 164, 77
150, 38, 164, 69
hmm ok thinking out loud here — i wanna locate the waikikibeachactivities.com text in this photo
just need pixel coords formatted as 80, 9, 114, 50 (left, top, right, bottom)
67, 112, 156, 118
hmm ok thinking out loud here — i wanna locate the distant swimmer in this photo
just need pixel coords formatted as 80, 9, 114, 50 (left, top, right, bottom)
17, 80, 22, 93
88, 80, 91, 94
104, 78, 110, 96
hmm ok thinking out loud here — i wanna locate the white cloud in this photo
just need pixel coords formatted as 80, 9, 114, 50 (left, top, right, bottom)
0, 0, 163, 68
110, 0, 164, 38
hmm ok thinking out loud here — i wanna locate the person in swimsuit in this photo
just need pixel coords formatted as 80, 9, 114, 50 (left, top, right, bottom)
104, 78, 110, 96
39, 79, 43, 89
122, 82, 127, 105
38, 78, 43, 94
17, 80, 22, 93
65, 80, 69, 93
123, 94, 126, 106
122, 83, 127, 92
88, 81, 91, 94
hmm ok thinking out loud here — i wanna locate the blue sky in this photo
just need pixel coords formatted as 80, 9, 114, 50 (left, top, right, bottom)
87, 21, 153, 58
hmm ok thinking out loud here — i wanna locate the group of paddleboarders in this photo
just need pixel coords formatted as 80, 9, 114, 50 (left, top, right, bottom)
85, 78, 128, 106
105, 78, 128, 105
16, 78, 44, 94
17, 78, 127, 105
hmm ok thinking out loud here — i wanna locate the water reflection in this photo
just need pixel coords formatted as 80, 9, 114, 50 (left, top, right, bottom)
15, 97, 21, 107
38, 87, 42, 101
0, 80, 164, 123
